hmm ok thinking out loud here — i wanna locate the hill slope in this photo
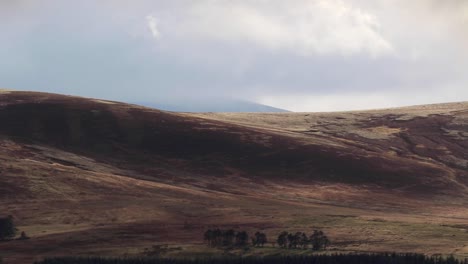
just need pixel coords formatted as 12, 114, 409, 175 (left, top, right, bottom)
0, 92, 466, 192
0, 91, 467, 263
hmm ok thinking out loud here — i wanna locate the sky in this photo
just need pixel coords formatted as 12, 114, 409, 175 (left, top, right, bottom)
1, 0, 467, 112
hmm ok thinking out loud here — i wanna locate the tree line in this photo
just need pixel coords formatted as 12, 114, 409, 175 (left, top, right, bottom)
204, 229, 253, 247
204, 229, 329, 250
277, 230, 329, 250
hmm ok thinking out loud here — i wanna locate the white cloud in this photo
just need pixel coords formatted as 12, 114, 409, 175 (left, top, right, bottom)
153, 0, 393, 57
258, 86, 468, 112
146, 14, 160, 39
259, 93, 398, 112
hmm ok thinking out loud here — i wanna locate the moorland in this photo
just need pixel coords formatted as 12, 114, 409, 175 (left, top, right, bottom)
0, 90, 467, 263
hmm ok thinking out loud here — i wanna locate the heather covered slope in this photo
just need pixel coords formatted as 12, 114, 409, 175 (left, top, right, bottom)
0, 91, 466, 193
190, 103, 468, 193
0, 91, 467, 263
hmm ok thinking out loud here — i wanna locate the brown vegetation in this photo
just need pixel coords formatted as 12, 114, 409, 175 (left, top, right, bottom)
0, 91, 467, 263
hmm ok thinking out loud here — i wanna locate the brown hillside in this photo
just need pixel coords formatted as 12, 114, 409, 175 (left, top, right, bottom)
0, 91, 467, 263
0, 92, 465, 192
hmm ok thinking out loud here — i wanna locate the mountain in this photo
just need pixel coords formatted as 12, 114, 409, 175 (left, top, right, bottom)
133, 98, 289, 112
0, 91, 467, 263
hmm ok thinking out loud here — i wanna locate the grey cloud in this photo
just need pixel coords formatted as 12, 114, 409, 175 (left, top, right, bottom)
0, 0, 467, 111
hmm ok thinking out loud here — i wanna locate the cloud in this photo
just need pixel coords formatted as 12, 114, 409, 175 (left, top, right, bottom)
0, 0, 467, 111
259, 85, 468, 112
145, 14, 160, 39
156, 0, 393, 57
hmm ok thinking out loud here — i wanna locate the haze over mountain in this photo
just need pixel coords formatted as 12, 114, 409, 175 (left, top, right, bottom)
1, 91, 467, 263
134, 98, 289, 112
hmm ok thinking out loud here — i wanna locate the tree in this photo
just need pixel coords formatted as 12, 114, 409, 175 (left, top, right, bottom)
299, 232, 309, 249
222, 229, 235, 247
257, 232, 267, 247
213, 228, 222, 247
252, 232, 259, 247
204, 229, 214, 247
204, 229, 250, 248
277, 231, 288, 248
235, 231, 249, 247
287, 232, 302, 249
252, 232, 267, 247
309, 230, 330, 250
0, 216, 16, 240
321, 234, 330, 249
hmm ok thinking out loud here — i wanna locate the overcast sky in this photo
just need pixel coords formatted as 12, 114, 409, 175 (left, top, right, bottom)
1, 0, 467, 111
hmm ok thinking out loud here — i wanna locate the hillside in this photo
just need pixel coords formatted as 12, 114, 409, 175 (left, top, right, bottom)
0, 91, 467, 263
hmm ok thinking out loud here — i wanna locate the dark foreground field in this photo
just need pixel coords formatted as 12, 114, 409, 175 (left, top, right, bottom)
33, 254, 467, 264
0, 91, 467, 263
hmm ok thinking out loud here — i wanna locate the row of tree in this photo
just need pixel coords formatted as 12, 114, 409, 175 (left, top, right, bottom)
204, 229, 252, 247
204, 229, 329, 250
277, 230, 329, 250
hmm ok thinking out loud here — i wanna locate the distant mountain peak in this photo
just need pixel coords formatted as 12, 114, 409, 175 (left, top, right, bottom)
132, 98, 290, 113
